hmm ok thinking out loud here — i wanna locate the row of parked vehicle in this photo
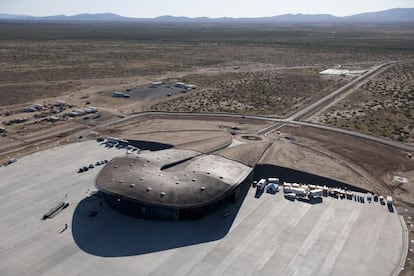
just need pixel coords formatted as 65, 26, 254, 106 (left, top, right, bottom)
367, 193, 393, 206
282, 182, 324, 202
77, 160, 108, 173
253, 178, 394, 212
253, 178, 280, 198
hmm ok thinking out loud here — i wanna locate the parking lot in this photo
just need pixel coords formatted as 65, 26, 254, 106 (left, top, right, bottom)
110, 82, 190, 102
0, 141, 406, 276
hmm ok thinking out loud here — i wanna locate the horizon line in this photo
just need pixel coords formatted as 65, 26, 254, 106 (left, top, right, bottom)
2, 7, 413, 19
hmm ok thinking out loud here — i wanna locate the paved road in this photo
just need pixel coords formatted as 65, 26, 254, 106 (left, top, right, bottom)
287, 63, 391, 121
74, 61, 414, 153
79, 109, 414, 153
74, 111, 280, 141
257, 62, 392, 135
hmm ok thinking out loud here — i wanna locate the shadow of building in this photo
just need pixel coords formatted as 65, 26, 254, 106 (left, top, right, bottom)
72, 179, 251, 257
73, 163, 368, 257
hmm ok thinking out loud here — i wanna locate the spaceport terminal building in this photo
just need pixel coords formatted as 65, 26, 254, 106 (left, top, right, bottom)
95, 148, 253, 220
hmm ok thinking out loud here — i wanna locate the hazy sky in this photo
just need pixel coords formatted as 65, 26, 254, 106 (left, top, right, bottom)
1, 0, 413, 17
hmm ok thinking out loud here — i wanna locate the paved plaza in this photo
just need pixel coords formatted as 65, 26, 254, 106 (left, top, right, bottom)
0, 141, 405, 275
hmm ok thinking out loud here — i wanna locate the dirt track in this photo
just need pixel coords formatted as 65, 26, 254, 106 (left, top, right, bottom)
282, 125, 414, 207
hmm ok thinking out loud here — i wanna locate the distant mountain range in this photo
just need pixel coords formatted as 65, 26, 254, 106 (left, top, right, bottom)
0, 8, 413, 23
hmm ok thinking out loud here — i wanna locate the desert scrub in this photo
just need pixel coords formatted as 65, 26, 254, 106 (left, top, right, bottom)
151, 69, 341, 116
319, 62, 414, 144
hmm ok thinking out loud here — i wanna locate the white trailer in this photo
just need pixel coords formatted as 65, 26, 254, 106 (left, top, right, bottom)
175, 82, 186, 88
283, 183, 293, 193
256, 179, 267, 192
290, 187, 306, 197
301, 184, 309, 191
34, 103, 44, 110
185, 84, 197, 90
151, 81, 163, 87
112, 91, 124, 98
267, 177, 279, 184
309, 189, 323, 198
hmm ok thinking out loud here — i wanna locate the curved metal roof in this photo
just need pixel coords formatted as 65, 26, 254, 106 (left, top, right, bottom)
95, 149, 252, 208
